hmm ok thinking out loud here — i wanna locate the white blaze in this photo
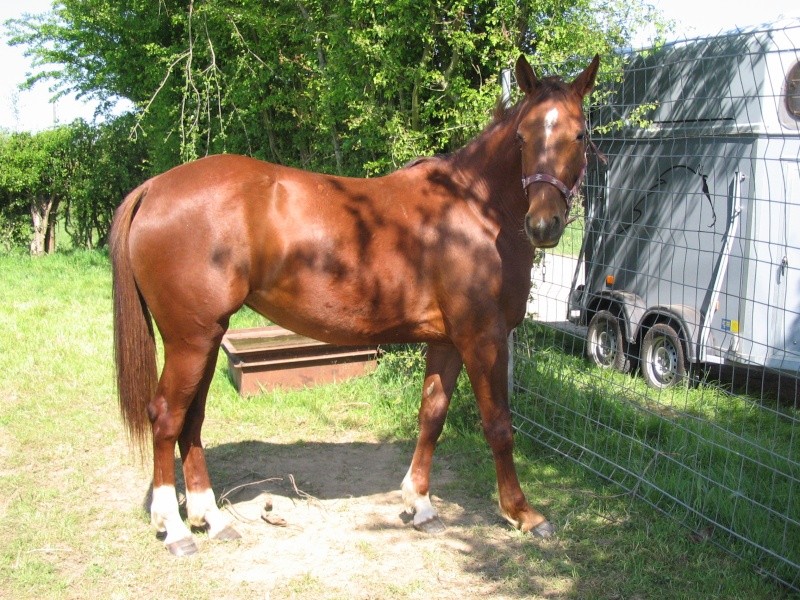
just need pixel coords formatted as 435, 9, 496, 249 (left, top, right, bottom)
543, 107, 559, 143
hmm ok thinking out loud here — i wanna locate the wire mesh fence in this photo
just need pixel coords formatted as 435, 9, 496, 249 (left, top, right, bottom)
511, 19, 800, 592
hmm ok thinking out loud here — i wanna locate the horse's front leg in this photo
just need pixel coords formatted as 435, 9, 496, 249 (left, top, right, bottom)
402, 343, 463, 534
461, 330, 555, 538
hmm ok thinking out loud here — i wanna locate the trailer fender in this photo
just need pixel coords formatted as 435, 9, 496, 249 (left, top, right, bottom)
586, 291, 647, 345
639, 305, 704, 363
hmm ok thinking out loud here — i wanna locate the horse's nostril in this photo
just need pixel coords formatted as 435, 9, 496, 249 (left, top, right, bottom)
524, 214, 539, 238
525, 212, 564, 247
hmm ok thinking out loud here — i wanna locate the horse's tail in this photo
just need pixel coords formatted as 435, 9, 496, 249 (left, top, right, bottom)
110, 184, 157, 458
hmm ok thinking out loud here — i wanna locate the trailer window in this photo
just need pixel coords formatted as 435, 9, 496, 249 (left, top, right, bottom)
788, 62, 800, 119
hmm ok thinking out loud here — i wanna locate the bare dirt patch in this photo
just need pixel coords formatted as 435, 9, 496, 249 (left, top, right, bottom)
130, 438, 571, 599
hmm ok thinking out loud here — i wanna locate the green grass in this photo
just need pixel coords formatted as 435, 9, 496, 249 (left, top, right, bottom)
0, 250, 795, 599
512, 321, 800, 592
553, 210, 586, 258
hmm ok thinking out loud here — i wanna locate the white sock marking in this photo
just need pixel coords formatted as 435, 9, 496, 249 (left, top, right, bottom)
401, 468, 438, 525
186, 488, 231, 536
151, 485, 192, 544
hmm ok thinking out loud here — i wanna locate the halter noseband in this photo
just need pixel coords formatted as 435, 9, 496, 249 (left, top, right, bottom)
520, 171, 582, 214
521, 160, 587, 224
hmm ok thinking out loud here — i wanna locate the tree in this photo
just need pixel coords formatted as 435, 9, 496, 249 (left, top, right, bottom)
0, 126, 76, 254
0, 137, 30, 253
65, 115, 148, 248
6, 0, 664, 177
0, 116, 147, 253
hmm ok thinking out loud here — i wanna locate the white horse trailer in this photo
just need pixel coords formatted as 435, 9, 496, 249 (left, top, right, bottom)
570, 20, 800, 388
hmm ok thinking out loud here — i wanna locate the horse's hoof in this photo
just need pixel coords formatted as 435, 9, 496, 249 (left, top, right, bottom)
211, 524, 242, 541
413, 515, 447, 535
166, 537, 199, 556
531, 520, 555, 539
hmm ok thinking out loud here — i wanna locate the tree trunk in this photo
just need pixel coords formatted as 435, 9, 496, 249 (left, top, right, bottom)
30, 202, 45, 256
45, 208, 57, 253
29, 194, 57, 256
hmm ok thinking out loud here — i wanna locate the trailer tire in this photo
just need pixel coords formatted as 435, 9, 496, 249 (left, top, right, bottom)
587, 310, 631, 373
640, 323, 686, 389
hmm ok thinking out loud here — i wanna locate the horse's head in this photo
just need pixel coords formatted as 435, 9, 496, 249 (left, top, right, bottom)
514, 54, 600, 248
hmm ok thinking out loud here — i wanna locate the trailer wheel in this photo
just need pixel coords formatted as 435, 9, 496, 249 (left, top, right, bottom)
587, 310, 631, 373
640, 323, 686, 389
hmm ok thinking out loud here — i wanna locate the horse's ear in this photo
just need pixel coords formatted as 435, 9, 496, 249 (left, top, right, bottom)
515, 55, 539, 95
571, 54, 600, 98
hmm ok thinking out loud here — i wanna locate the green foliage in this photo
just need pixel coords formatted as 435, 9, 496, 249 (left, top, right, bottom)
0, 118, 147, 253
63, 115, 148, 248
0, 126, 78, 253
0, 213, 28, 252
6, 0, 666, 176
0, 128, 71, 200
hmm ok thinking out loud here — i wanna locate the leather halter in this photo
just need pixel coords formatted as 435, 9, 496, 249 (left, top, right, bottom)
519, 139, 602, 220
520, 170, 582, 213
521, 161, 586, 221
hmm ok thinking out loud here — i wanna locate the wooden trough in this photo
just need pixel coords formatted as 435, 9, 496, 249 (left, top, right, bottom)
221, 326, 380, 395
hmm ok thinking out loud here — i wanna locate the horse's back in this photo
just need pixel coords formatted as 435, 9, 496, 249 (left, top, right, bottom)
123, 152, 513, 345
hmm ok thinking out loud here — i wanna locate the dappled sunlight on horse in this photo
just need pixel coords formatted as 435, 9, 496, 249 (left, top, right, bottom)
110, 53, 600, 555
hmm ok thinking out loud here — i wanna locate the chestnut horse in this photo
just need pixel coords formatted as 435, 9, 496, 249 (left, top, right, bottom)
111, 54, 599, 555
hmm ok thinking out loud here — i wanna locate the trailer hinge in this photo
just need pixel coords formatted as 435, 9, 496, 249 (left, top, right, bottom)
779, 256, 788, 283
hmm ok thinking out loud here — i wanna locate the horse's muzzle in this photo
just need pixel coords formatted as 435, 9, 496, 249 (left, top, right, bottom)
524, 212, 564, 248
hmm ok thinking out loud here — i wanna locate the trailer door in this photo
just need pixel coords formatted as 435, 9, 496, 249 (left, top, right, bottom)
767, 139, 800, 372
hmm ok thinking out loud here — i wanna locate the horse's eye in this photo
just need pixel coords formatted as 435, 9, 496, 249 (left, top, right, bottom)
516, 133, 525, 146
577, 132, 586, 141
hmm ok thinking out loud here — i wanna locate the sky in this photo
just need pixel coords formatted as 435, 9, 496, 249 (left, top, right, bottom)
1, 1, 799, 133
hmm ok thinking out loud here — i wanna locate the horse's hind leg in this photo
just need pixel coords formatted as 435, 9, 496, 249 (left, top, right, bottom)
402, 343, 462, 534
178, 337, 240, 542
149, 332, 229, 555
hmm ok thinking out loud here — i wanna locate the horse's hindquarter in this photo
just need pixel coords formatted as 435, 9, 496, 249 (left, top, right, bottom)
127, 156, 265, 336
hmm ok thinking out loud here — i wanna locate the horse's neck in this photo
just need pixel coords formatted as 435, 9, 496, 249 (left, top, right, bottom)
451, 119, 527, 223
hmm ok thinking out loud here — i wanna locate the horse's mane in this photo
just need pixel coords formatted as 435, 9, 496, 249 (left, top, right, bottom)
402, 156, 436, 169
401, 152, 455, 170
402, 76, 572, 171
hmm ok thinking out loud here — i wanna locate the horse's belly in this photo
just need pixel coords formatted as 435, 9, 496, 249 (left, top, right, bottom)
244, 273, 445, 345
